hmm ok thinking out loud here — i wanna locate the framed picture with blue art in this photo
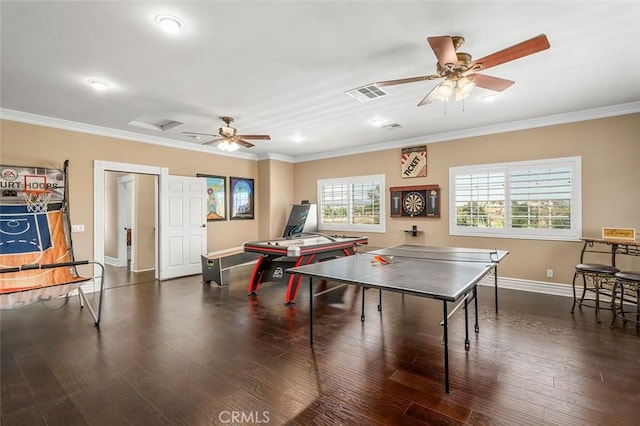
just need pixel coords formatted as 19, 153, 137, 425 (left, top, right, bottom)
230, 177, 254, 220
197, 174, 226, 221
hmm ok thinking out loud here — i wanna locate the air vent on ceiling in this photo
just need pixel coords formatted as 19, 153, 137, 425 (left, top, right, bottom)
128, 115, 183, 132
345, 84, 387, 102
381, 122, 402, 130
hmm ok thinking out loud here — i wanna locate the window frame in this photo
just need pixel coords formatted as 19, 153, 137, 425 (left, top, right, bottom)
449, 156, 582, 241
317, 174, 386, 233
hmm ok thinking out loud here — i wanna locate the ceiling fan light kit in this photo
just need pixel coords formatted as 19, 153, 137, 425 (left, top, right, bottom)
218, 140, 239, 152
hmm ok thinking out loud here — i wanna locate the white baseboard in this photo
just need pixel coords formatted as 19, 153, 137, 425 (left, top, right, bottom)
104, 256, 119, 266
131, 267, 154, 273
480, 276, 573, 298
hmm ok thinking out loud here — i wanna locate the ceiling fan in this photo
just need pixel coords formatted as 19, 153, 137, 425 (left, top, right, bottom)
183, 116, 270, 151
376, 34, 550, 106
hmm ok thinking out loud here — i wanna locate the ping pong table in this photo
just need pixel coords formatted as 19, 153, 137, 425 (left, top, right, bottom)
286, 244, 509, 393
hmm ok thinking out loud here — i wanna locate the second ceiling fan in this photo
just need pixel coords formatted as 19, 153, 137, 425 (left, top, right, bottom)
183, 116, 270, 151
376, 34, 550, 106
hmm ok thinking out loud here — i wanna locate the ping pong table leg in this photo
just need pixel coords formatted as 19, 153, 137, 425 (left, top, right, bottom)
361, 288, 366, 321
309, 277, 314, 346
442, 301, 450, 394
464, 295, 470, 351
494, 265, 499, 313
378, 289, 382, 312
474, 286, 480, 333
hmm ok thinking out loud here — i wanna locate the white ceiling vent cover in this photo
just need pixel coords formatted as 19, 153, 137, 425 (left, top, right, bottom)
128, 115, 183, 132
345, 84, 387, 102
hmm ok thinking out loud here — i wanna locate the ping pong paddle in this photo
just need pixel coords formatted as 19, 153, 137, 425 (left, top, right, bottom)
371, 255, 393, 265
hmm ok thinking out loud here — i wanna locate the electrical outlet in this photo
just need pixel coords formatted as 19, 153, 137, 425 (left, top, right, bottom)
546, 269, 554, 278
71, 224, 85, 233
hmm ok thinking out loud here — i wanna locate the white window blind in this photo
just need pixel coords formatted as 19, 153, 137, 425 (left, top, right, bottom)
317, 175, 385, 233
450, 157, 581, 240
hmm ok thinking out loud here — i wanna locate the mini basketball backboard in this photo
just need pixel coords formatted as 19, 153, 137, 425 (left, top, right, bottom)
24, 174, 48, 193
0, 165, 65, 205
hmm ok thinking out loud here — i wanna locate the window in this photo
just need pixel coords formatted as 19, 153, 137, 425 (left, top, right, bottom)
449, 157, 581, 240
317, 174, 385, 233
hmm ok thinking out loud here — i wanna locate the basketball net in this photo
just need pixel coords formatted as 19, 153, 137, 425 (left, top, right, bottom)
23, 191, 52, 213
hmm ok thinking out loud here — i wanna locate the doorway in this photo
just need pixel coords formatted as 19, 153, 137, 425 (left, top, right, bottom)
94, 160, 207, 283
102, 171, 157, 287
94, 161, 167, 282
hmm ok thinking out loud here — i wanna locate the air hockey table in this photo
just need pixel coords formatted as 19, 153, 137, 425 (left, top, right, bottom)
243, 233, 367, 305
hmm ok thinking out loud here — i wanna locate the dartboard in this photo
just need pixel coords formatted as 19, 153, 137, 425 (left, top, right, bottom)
403, 191, 425, 216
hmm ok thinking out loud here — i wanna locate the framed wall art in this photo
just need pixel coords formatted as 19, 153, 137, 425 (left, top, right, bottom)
197, 174, 227, 221
401, 145, 427, 178
230, 177, 254, 220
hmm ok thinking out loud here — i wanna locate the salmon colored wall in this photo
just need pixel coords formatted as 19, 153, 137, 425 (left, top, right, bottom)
257, 159, 296, 239
134, 174, 155, 271
293, 114, 640, 286
104, 171, 120, 258
257, 160, 271, 241
269, 160, 295, 238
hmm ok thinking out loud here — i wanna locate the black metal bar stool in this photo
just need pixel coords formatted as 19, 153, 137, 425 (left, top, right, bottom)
571, 263, 619, 322
609, 271, 640, 329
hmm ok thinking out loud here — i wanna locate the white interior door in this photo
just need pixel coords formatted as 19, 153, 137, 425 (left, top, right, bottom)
159, 175, 207, 280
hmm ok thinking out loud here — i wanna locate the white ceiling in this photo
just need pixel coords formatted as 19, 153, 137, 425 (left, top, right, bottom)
2, 1, 639, 161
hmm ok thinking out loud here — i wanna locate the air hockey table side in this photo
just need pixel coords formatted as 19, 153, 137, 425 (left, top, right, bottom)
243, 234, 368, 304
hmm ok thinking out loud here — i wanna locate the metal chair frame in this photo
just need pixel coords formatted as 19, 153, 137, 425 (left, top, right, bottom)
610, 273, 640, 329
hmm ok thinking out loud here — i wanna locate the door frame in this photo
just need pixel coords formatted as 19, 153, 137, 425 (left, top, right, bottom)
94, 160, 167, 279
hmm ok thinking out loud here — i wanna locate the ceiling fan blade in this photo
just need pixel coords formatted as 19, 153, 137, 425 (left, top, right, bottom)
236, 135, 271, 140
201, 138, 223, 146
376, 74, 441, 87
235, 139, 255, 148
182, 131, 217, 137
469, 73, 515, 92
427, 36, 459, 67
471, 34, 550, 71
417, 84, 442, 106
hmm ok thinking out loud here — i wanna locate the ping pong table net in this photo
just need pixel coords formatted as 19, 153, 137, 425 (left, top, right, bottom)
365, 246, 500, 264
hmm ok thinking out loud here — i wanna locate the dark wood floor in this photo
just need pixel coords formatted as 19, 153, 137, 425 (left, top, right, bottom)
1, 266, 638, 425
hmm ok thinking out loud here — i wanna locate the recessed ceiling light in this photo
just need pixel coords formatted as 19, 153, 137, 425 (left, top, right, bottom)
87, 79, 109, 91
482, 94, 497, 103
155, 15, 184, 33
290, 135, 305, 143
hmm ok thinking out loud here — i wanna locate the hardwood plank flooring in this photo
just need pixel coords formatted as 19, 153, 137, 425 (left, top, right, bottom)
1, 266, 638, 425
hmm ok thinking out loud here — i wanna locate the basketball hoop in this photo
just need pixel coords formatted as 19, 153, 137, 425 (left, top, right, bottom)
22, 174, 51, 213
23, 190, 52, 213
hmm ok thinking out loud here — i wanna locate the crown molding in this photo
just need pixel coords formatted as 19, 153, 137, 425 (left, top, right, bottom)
3, 101, 638, 164
256, 152, 295, 163
292, 101, 640, 163
0, 109, 258, 161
